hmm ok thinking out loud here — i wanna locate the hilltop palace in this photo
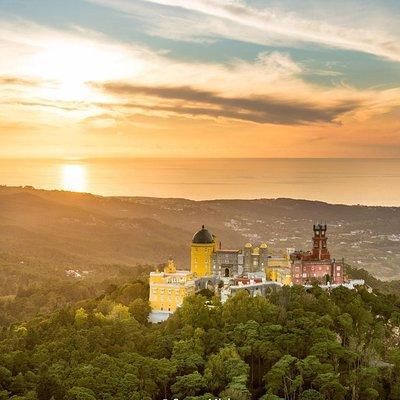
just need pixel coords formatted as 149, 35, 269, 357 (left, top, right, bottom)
149, 224, 363, 322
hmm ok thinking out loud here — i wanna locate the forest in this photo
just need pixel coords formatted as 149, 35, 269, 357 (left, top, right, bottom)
1, 272, 400, 400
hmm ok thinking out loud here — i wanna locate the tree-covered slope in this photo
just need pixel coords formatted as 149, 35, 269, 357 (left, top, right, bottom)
1, 284, 400, 399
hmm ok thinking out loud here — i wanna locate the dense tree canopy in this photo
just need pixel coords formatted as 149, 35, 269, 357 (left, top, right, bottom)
0, 279, 400, 399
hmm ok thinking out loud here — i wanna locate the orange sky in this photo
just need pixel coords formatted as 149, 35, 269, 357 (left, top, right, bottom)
1, 1, 400, 158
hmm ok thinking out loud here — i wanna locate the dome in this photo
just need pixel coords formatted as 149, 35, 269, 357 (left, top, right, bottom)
192, 225, 214, 244
245, 242, 252, 248
260, 243, 268, 249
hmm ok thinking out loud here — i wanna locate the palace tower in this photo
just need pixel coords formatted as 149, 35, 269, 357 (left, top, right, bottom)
190, 225, 217, 277
312, 223, 330, 260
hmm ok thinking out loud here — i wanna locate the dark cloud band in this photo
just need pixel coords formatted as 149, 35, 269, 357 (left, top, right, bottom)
94, 82, 361, 125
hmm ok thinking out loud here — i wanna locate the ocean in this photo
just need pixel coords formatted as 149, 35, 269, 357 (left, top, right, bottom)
1, 158, 400, 206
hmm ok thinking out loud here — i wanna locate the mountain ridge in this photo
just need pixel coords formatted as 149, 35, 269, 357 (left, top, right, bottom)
1, 185, 400, 279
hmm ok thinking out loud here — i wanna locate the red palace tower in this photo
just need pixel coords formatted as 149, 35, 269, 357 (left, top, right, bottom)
290, 224, 344, 285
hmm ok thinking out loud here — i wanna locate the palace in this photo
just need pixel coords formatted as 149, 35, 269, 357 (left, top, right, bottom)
149, 223, 356, 321
149, 258, 196, 321
191, 225, 292, 283
290, 224, 344, 285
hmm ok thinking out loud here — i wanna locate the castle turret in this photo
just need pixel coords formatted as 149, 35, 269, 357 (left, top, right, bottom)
190, 225, 215, 277
164, 258, 176, 274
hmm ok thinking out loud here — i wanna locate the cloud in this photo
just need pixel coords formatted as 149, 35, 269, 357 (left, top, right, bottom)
6, 100, 88, 112
0, 76, 40, 86
0, 17, 398, 133
89, 0, 400, 62
93, 82, 361, 125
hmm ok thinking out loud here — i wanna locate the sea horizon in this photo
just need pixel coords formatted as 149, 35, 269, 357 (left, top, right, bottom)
2, 157, 400, 207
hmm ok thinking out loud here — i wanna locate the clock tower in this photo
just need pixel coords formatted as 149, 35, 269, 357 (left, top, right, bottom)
312, 223, 330, 260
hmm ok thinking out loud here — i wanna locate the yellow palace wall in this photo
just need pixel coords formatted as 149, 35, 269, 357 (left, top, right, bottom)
149, 259, 196, 313
190, 242, 215, 277
149, 281, 195, 312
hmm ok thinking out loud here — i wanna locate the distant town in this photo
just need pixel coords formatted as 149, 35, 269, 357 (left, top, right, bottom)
149, 224, 364, 322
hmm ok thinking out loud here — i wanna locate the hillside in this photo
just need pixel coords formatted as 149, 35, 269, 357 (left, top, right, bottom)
1, 185, 400, 279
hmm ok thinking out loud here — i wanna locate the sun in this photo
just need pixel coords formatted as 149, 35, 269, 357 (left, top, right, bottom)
61, 164, 87, 192
31, 39, 142, 102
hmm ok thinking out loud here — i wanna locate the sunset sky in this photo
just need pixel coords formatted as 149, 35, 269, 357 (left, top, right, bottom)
1, 0, 400, 158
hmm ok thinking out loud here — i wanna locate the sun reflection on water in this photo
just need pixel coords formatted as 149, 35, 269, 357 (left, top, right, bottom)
61, 164, 87, 192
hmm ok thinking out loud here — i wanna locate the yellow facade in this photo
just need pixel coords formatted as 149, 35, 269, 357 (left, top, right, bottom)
281, 273, 292, 286
190, 243, 215, 277
267, 267, 292, 285
149, 260, 195, 313
265, 250, 293, 285
190, 225, 218, 277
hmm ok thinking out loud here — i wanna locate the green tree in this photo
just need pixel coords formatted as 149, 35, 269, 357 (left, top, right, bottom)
36, 374, 65, 400
108, 304, 131, 321
220, 374, 252, 400
171, 372, 206, 398
204, 346, 249, 394
176, 295, 213, 329
297, 355, 332, 387
74, 308, 88, 328
300, 389, 324, 400
222, 290, 278, 325
129, 298, 151, 324
260, 395, 284, 400
0, 366, 12, 389
171, 339, 204, 375
313, 373, 346, 400
65, 387, 96, 400
336, 313, 353, 346
10, 373, 26, 395
265, 355, 302, 400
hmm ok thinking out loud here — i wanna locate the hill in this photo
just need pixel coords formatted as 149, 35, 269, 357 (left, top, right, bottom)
1, 185, 400, 280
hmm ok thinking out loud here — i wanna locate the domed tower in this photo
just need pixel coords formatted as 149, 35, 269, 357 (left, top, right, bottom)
190, 225, 215, 277
243, 242, 253, 274
259, 243, 268, 269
